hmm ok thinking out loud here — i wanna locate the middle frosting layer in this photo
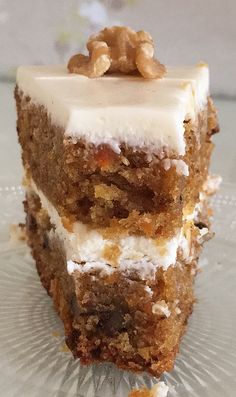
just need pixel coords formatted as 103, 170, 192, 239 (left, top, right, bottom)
29, 181, 197, 280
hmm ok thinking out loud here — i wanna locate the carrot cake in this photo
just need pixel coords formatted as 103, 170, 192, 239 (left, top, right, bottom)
15, 26, 219, 377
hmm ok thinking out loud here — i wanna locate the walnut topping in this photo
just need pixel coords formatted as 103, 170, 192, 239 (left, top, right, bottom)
68, 26, 166, 79
67, 42, 111, 78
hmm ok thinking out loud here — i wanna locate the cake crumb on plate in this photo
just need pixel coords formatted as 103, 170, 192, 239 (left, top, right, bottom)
9, 223, 26, 243
128, 381, 169, 397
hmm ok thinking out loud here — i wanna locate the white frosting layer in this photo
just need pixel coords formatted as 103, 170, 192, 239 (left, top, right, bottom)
162, 159, 189, 176
17, 64, 209, 155
29, 181, 193, 280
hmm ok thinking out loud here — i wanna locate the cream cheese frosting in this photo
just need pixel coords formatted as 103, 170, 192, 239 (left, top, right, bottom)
28, 180, 197, 280
16, 64, 209, 155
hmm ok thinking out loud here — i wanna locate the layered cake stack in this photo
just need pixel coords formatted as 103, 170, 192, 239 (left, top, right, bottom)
15, 27, 219, 376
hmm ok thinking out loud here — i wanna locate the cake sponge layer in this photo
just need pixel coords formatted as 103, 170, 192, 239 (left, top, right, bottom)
28, 180, 205, 280
16, 87, 217, 239
24, 189, 208, 376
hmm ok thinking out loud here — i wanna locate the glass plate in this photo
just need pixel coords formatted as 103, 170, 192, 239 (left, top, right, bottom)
0, 183, 236, 397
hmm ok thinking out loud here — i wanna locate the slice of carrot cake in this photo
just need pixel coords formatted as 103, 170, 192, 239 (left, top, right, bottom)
15, 26, 219, 376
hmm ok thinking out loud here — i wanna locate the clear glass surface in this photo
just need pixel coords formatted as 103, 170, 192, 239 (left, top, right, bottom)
0, 183, 236, 397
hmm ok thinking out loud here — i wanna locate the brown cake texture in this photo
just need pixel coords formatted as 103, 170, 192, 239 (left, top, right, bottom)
15, 88, 217, 240
25, 189, 207, 376
15, 26, 219, 378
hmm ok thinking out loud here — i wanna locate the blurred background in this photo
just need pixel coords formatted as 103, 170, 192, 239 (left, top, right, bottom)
1, 0, 236, 96
0, 0, 236, 186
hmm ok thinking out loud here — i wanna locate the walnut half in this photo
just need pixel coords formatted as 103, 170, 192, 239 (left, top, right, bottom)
68, 26, 166, 79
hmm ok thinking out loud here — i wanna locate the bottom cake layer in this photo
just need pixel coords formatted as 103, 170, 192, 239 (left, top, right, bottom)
24, 190, 210, 377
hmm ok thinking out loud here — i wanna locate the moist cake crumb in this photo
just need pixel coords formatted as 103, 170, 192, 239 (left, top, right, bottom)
15, 25, 219, 377
9, 223, 26, 243
128, 382, 169, 397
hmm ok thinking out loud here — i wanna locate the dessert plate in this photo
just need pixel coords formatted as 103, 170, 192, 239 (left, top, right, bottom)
0, 183, 236, 397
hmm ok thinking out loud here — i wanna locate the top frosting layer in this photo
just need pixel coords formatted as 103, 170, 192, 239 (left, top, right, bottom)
16, 64, 209, 155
